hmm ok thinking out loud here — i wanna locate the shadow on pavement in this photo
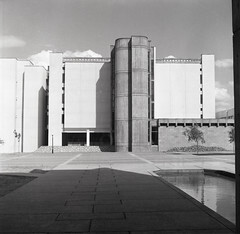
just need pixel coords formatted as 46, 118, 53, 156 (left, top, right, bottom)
0, 168, 235, 233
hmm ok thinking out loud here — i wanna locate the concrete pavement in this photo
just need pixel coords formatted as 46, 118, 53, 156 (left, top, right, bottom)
0, 152, 236, 233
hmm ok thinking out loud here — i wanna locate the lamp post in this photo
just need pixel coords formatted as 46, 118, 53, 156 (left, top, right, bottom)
52, 134, 54, 154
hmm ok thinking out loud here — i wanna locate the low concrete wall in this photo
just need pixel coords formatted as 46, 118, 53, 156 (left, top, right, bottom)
156, 119, 234, 151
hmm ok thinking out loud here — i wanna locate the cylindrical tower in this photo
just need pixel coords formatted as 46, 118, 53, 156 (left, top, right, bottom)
131, 36, 149, 152
114, 38, 131, 152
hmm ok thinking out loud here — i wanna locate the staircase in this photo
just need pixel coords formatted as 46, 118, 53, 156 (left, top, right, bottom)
35, 145, 115, 153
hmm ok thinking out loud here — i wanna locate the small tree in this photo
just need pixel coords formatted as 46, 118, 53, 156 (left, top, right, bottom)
183, 124, 205, 154
229, 127, 235, 151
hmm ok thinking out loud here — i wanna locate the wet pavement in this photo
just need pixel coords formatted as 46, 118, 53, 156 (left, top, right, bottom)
0, 152, 236, 233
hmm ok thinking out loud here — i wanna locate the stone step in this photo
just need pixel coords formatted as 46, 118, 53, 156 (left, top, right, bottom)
35, 146, 115, 153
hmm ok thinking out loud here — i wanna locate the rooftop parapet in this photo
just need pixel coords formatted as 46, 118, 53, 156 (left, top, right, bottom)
63, 57, 111, 63
156, 58, 201, 64
151, 118, 234, 127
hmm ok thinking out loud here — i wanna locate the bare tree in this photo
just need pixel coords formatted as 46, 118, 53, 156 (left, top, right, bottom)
183, 124, 205, 154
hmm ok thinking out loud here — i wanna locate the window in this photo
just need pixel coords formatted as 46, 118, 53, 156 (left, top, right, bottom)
151, 126, 158, 145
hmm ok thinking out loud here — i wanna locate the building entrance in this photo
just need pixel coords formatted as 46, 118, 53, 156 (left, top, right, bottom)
62, 132, 111, 146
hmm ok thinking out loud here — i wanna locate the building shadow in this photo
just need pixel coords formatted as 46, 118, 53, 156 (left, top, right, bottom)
0, 168, 235, 233
95, 63, 111, 146
38, 87, 47, 148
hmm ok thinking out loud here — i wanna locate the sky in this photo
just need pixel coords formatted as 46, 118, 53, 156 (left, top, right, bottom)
0, 0, 234, 112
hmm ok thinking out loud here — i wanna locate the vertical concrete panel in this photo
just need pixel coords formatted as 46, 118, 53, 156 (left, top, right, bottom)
232, 1, 240, 230
114, 38, 130, 152
202, 55, 215, 118
0, 59, 17, 153
48, 53, 63, 146
154, 63, 201, 118
131, 36, 149, 151
16, 60, 32, 152
64, 62, 111, 131
23, 67, 47, 152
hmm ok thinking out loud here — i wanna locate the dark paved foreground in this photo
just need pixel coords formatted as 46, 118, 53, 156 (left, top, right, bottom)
0, 167, 235, 233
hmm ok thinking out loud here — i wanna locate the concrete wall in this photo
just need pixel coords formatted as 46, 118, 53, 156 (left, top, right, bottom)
0, 59, 31, 153
0, 59, 17, 153
232, 2, 240, 229
64, 62, 111, 131
16, 60, 32, 152
23, 66, 47, 152
154, 62, 201, 118
48, 53, 63, 146
157, 120, 234, 151
202, 55, 215, 118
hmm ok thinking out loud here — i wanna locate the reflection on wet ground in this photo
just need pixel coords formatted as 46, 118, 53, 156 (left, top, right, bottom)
158, 171, 235, 224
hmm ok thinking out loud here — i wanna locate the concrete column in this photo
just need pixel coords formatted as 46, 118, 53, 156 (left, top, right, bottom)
86, 129, 90, 146
131, 36, 149, 152
232, 1, 240, 232
48, 52, 63, 146
114, 38, 130, 152
201, 55, 215, 118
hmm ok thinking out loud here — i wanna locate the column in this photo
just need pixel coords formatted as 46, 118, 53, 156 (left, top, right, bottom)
86, 129, 90, 146
131, 36, 149, 152
48, 52, 63, 146
114, 38, 130, 152
232, 0, 240, 232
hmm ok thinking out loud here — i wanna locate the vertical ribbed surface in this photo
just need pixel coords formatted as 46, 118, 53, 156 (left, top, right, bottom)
131, 36, 149, 152
114, 38, 130, 152
114, 36, 150, 152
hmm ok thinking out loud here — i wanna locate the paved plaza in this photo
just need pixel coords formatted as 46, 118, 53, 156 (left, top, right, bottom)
0, 152, 236, 233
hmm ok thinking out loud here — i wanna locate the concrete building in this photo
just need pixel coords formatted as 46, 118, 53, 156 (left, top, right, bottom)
0, 36, 217, 153
216, 108, 234, 119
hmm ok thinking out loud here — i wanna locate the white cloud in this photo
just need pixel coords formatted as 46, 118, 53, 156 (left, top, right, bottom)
28, 49, 102, 69
165, 55, 176, 59
28, 50, 52, 69
63, 50, 102, 58
0, 35, 26, 48
215, 59, 233, 68
215, 82, 233, 112
228, 81, 234, 87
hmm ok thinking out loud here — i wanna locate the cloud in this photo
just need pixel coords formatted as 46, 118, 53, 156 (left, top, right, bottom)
0, 35, 26, 48
28, 50, 102, 69
228, 81, 234, 87
215, 59, 233, 68
165, 55, 176, 59
215, 82, 233, 112
28, 50, 52, 69
63, 50, 102, 58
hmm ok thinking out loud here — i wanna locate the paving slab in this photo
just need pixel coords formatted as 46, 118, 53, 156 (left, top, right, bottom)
0, 152, 236, 233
